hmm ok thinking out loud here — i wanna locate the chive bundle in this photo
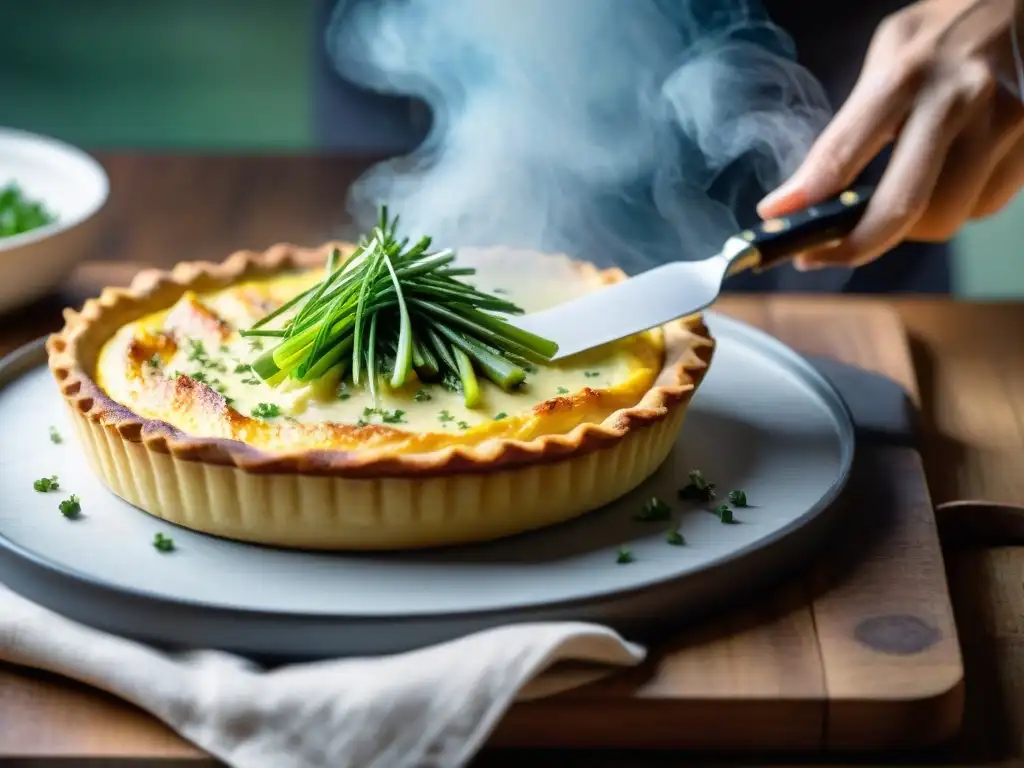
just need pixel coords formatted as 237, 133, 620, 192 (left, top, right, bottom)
242, 207, 558, 407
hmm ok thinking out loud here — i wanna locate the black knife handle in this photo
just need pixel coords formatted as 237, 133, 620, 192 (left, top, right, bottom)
741, 185, 874, 271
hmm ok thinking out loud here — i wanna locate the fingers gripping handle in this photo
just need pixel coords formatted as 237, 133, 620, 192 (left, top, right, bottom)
741, 186, 874, 270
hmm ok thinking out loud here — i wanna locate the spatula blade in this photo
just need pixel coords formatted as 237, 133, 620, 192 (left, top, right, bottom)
514, 242, 741, 361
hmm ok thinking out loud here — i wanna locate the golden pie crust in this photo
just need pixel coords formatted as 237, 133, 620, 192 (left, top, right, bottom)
46, 243, 715, 550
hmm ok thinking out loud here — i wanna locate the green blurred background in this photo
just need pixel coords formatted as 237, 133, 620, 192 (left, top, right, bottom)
2, 0, 1020, 297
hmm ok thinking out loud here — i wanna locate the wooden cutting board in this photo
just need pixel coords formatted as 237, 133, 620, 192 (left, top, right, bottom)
493, 298, 963, 752
0, 293, 963, 759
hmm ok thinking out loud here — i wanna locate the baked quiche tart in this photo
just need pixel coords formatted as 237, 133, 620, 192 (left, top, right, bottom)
46, 226, 714, 550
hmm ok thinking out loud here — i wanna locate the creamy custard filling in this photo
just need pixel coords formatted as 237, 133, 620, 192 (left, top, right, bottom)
94, 264, 663, 455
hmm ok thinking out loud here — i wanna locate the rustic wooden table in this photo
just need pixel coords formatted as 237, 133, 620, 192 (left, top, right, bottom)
1, 154, 1023, 766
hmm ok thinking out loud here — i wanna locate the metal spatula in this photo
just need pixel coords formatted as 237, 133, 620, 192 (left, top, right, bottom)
514, 185, 873, 361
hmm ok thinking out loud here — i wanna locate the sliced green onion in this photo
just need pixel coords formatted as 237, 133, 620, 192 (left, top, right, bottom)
242, 205, 557, 410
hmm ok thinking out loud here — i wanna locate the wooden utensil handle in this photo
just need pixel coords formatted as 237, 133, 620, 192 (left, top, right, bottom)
746, 185, 874, 270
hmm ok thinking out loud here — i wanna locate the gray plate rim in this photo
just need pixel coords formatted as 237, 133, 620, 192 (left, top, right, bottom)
0, 312, 855, 622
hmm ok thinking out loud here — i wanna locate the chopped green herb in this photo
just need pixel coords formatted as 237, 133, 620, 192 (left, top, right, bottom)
634, 496, 671, 522
33, 475, 59, 492
414, 388, 432, 402
48, 426, 62, 444
58, 494, 81, 519
438, 409, 454, 423
380, 409, 406, 424
556, 386, 569, 395
241, 377, 261, 386
220, 344, 230, 353
358, 407, 408, 425
147, 355, 162, 369
714, 504, 737, 524
153, 532, 175, 553
584, 371, 600, 378
616, 547, 635, 564
666, 529, 686, 546
189, 370, 209, 383
0, 183, 56, 238
728, 490, 749, 507
234, 363, 253, 374
457, 421, 470, 430
494, 412, 508, 421
248, 339, 264, 351
186, 338, 207, 363
679, 469, 716, 501
251, 402, 282, 419
493, 287, 509, 295
186, 338, 227, 373
356, 418, 369, 427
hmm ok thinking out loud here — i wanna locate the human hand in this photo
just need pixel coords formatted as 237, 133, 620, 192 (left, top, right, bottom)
757, 0, 1024, 270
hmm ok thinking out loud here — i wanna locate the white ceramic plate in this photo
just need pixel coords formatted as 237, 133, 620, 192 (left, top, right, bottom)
0, 314, 854, 659
0, 127, 109, 313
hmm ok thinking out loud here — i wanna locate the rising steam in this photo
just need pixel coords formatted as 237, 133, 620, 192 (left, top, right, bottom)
326, 0, 831, 272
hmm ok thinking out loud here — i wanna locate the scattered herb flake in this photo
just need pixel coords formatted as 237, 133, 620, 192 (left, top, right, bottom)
147, 355, 162, 369
234, 363, 253, 374
189, 370, 209, 383
457, 421, 470, 430
584, 371, 600, 378
616, 548, 635, 564
438, 409, 454, 423
48, 426, 62, 444
556, 386, 569, 395
186, 338, 207, 363
153, 532, 175, 553
666, 529, 686, 546
251, 402, 282, 419
356, 407, 407, 425
493, 287, 509, 295
494, 412, 508, 421
714, 504, 737, 524
380, 409, 406, 424
249, 339, 264, 351
728, 490, 749, 507
33, 475, 59, 492
241, 377, 261, 386
635, 496, 671, 522
58, 494, 81, 519
679, 469, 716, 501
186, 338, 226, 373
414, 388, 432, 402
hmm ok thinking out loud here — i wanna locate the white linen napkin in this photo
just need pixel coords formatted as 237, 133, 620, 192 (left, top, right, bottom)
0, 584, 645, 768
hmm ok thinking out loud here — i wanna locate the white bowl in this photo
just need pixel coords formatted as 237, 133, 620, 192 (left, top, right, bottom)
0, 128, 109, 314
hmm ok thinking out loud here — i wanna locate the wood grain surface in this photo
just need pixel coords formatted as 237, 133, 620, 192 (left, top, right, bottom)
0, 155, 1022, 766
